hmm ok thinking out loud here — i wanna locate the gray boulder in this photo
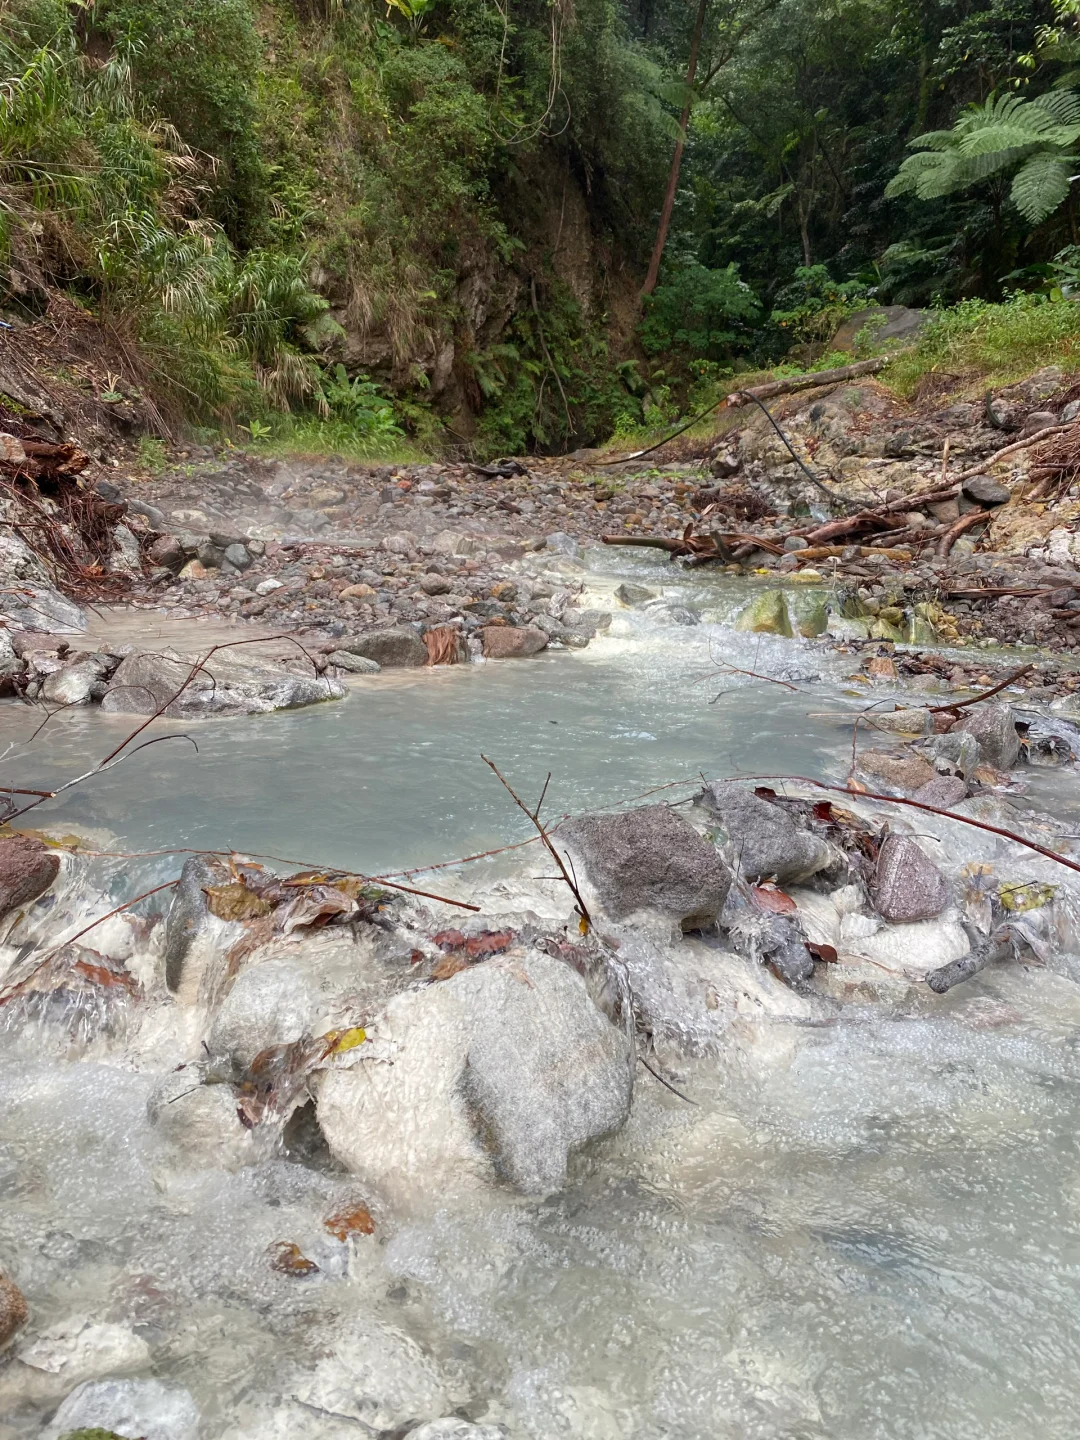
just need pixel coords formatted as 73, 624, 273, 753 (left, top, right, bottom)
338, 627, 427, 667
163, 855, 236, 1000
44, 1379, 198, 1440
41, 654, 113, 706
406, 1424, 508, 1440
290, 1314, 448, 1434
545, 531, 583, 558
327, 649, 381, 674
614, 582, 657, 606
913, 774, 968, 809
100, 650, 345, 718
961, 475, 1011, 506
317, 949, 633, 1203
223, 543, 252, 570
559, 805, 731, 928
953, 702, 1020, 769
872, 834, 948, 923
699, 783, 833, 884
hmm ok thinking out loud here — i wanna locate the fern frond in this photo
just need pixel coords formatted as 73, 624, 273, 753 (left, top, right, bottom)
1011, 152, 1077, 222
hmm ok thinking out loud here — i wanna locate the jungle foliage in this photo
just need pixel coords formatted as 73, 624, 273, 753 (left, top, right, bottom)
3, 0, 1080, 455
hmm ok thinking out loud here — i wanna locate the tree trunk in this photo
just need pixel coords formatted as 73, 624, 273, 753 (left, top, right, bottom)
640, 0, 710, 299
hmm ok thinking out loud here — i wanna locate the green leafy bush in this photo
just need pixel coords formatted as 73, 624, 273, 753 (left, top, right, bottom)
768, 266, 871, 345
640, 263, 761, 359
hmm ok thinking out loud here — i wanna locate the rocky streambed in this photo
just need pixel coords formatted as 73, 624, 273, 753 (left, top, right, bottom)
3, 543, 1080, 1439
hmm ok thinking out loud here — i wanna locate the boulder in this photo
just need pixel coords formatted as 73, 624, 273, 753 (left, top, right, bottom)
869, 708, 933, 737
913, 774, 968, 809
406, 1423, 508, 1440
698, 783, 833, 884
224, 543, 252, 570
44, 1379, 198, 1440
545, 531, 583, 558
559, 805, 731, 928
919, 731, 981, 778
854, 750, 936, 796
100, 651, 344, 718
317, 949, 633, 1203
338, 628, 427, 668
829, 304, 927, 351
0, 832, 59, 920
163, 855, 239, 1001
953, 702, 1020, 770
41, 655, 113, 706
614, 582, 657, 606
480, 625, 549, 658
147, 1071, 257, 1169
147, 535, 185, 570
16, 1316, 149, 1394
872, 834, 948, 923
207, 957, 325, 1070
735, 589, 790, 636
782, 587, 829, 638
326, 650, 381, 674
289, 1314, 448, 1433
0, 1270, 27, 1348
961, 475, 1011, 506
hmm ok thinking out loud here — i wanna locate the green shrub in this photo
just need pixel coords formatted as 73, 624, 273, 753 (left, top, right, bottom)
885, 292, 1080, 395
640, 263, 762, 359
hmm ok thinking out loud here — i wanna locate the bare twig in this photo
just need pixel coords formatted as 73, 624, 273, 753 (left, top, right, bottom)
927, 664, 1034, 714
482, 754, 592, 929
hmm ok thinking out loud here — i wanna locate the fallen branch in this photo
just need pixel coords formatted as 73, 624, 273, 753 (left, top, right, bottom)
801, 510, 907, 545
927, 663, 1034, 714
482, 754, 592, 930
937, 508, 988, 559
952, 420, 1078, 481
724, 358, 888, 408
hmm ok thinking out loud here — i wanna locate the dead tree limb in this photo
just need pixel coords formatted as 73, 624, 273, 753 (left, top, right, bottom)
937, 508, 988, 558
927, 664, 1034, 714
724, 358, 888, 408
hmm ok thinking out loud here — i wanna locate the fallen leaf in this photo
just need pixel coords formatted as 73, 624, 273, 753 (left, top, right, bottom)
431, 952, 469, 980
751, 885, 797, 915
464, 929, 515, 957
999, 881, 1056, 914
805, 941, 838, 964
432, 928, 466, 951
753, 786, 779, 801
812, 801, 834, 821
205, 882, 272, 922
321, 1025, 367, 1056
267, 1241, 319, 1277
324, 1203, 375, 1240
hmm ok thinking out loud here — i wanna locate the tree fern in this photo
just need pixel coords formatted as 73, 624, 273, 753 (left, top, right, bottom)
887, 89, 1080, 224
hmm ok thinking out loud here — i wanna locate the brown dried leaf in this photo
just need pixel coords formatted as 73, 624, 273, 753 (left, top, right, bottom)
751, 885, 797, 915
205, 882, 272, 923
431, 952, 469, 981
324, 1203, 375, 1240
433, 928, 466, 952
267, 1241, 319, 1277
465, 929, 515, 957
806, 941, 839, 964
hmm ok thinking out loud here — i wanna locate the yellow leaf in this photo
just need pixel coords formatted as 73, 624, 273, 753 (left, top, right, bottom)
578, 914, 589, 935
999, 881, 1056, 914
322, 1025, 367, 1055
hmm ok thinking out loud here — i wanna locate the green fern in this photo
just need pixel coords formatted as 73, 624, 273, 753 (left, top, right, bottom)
887, 89, 1080, 224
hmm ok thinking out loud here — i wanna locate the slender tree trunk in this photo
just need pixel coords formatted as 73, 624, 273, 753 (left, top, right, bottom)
640, 0, 710, 299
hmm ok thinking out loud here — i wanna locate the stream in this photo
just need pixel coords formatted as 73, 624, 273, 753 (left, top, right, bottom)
3, 546, 1080, 1440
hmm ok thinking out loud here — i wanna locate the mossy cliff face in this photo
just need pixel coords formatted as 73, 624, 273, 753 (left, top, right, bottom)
2, 0, 668, 451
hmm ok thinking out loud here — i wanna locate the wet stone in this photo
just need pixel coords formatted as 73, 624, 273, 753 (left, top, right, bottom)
872, 833, 949, 924
561, 805, 731, 928
0, 1270, 28, 1349
699, 783, 832, 885
953, 702, 1020, 770
0, 832, 59, 920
